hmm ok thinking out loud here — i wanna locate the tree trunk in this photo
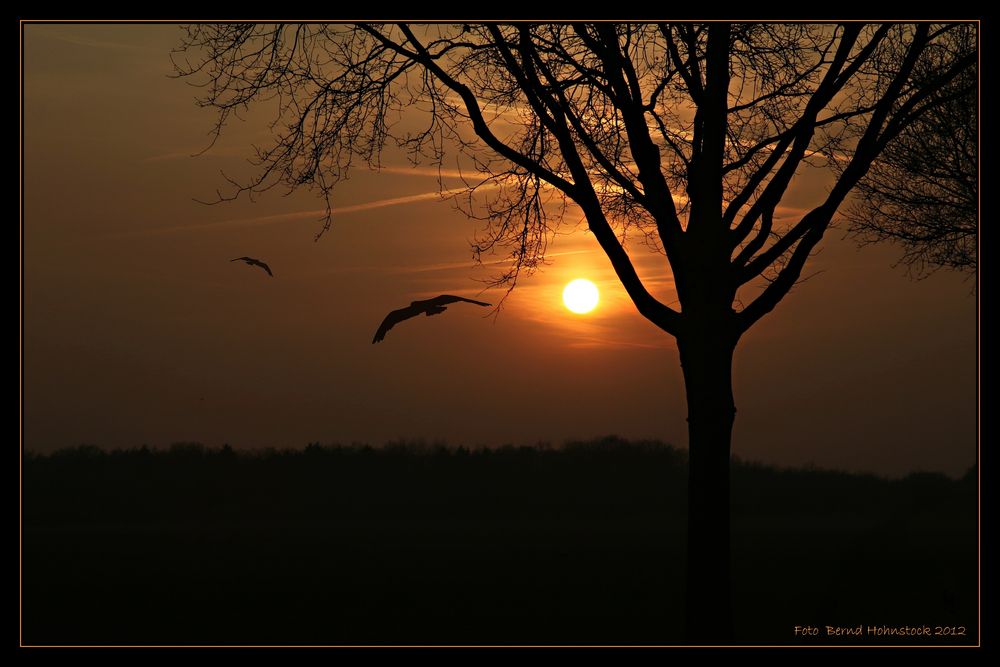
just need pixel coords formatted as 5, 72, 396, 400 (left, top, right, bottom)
678, 331, 737, 643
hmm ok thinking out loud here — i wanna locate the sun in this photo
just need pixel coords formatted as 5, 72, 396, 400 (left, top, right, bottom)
563, 279, 599, 314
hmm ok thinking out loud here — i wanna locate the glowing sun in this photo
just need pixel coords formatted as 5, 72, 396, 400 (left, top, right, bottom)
563, 279, 600, 314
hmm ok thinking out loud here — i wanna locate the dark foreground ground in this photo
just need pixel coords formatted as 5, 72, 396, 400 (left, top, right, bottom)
22, 438, 978, 646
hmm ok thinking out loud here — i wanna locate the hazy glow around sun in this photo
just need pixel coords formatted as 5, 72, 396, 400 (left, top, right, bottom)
563, 279, 599, 314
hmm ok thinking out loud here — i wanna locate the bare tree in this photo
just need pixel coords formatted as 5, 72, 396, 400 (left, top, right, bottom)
843, 25, 977, 277
173, 22, 975, 642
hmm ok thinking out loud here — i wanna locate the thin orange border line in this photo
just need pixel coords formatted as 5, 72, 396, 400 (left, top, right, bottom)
975, 18, 982, 651
14, 643, 986, 649
18, 18, 983, 650
19, 16, 25, 652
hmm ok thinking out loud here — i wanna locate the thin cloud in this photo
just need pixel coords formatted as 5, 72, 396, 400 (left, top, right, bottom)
296, 250, 598, 282
38, 30, 150, 52
118, 208, 327, 238
119, 185, 501, 238
514, 300, 670, 350
398, 250, 596, 275
332, 188, 467, 214
567, 337, 671, 350
373, 165, 476, 179
140, 147, 251, 163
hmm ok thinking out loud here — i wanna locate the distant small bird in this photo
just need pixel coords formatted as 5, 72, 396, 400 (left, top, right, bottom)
372, 294, 492, 344
231, 256, 274, 277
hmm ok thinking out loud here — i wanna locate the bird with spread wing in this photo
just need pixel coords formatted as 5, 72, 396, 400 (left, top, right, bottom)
372, 295, 492, 344
231, 256, 274, 277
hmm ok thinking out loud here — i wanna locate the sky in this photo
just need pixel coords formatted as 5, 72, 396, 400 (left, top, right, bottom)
21, 24, 978, 478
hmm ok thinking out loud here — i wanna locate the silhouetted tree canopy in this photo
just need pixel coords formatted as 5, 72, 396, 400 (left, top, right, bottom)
842, 25, 977, 277
174, 24, 975, 318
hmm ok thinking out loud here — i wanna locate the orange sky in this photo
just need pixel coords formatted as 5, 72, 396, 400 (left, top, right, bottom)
21, 24, 977, 477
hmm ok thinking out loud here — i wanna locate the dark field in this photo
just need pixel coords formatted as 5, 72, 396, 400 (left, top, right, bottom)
21, 438, 978, 646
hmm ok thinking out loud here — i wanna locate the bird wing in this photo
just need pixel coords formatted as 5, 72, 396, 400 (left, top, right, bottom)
256, 261, 274, 277
231, 257, 253, 262
372, 305, 422, 344
430, 294, 492, 307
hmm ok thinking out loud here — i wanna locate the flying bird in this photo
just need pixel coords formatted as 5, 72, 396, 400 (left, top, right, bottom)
231, 256, 274, 277
372, 294, 492, 344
